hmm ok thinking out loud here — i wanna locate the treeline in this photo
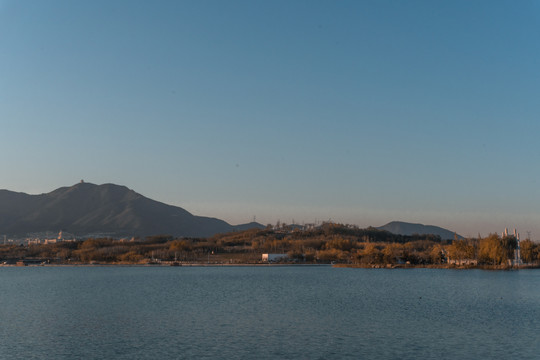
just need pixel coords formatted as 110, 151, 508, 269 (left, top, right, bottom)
1, 223, 539, 267
446, 235, 540, 265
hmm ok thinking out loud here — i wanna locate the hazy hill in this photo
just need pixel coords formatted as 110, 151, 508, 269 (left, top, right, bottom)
378, 221, 462, 240
0, 182, 264, 238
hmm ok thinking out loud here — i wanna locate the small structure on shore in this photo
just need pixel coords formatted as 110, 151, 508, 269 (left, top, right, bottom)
262, 253, 288, 262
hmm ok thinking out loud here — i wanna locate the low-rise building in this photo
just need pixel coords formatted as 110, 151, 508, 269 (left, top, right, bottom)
262, 253, 288, 262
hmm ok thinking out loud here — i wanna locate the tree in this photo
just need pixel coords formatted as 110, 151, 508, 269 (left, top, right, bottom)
169, 240, 191, 252
360, 243, 382, 264
429, 244, 444, 264
478, 234, 517, 265
520, 239, 538, 264
382, 243, 403, 264
501, 235, 518, 260
119, 251, 144, 263
145, 235, 173, 244
447, 239, 476, 263
317, 248, 347, 262
325, 236, 353, 251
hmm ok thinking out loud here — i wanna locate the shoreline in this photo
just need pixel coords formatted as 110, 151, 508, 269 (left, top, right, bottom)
0, 262, 331, 268
2, 262, 539, 270
333, 263, 540, 270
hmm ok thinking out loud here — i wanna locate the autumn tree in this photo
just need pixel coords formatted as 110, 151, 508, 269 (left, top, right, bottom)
359, 243, 382, 264
478, 234, 517, 265
429, 244, 445, 264
169, 240, 192, 252
324, 236, 353, 251
447, 239, 476, 262
520, 239, 538, 264
382, 243, 403, 264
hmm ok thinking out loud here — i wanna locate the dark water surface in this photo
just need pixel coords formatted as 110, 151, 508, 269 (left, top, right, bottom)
0, 266, 539, 359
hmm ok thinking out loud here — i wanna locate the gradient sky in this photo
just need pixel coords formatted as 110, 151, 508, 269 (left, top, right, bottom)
1, 0, 539, 238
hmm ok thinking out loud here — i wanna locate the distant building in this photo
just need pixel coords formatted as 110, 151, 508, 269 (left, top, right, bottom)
262, 253, 288, 262
28, 230, 78, 245
27, 239, 43, 245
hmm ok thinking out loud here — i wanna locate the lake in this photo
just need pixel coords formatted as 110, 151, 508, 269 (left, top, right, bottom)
0, 266, 539, 359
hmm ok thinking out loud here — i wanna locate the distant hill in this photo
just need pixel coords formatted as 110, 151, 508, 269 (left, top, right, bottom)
0, 182, 264, 238
378, 221, 462, 240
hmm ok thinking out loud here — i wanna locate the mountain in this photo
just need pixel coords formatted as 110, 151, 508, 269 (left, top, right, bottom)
378, 221, 462, 240
0, 182, 264, 238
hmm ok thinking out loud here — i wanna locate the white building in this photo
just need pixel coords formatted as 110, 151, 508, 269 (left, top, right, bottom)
262, 253, 288, 262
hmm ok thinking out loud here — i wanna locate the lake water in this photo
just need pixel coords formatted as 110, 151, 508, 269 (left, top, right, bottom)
0, 266, 539, 359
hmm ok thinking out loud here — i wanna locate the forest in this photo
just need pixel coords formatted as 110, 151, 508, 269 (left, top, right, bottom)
1, 223, 539, 268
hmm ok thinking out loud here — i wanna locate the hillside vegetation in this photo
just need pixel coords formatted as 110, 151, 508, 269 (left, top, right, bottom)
2, 223, 539, 268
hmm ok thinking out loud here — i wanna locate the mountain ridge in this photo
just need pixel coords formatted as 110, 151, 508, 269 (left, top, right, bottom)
0, 182, 263, 238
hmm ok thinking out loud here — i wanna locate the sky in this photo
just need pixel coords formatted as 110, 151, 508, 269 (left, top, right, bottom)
1, 0, 539, 238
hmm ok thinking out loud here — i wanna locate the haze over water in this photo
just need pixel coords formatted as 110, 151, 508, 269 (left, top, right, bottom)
1, 266, 539, 359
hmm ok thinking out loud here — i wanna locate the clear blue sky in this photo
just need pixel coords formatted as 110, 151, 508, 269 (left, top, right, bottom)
1, 0, 539, 238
